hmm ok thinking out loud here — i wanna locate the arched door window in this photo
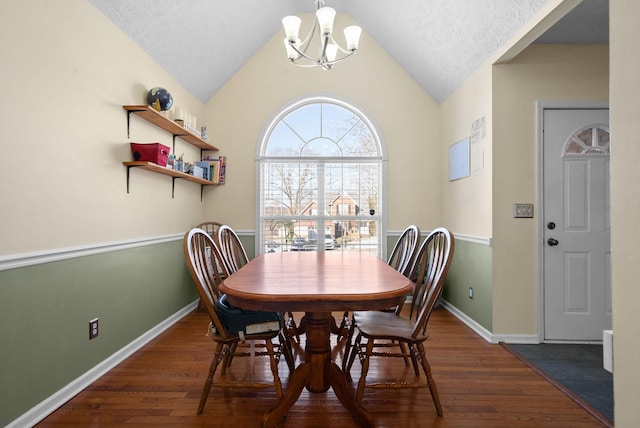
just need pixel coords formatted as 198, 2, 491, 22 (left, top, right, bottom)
564, 125, 610, 155
257, 97, 386, 255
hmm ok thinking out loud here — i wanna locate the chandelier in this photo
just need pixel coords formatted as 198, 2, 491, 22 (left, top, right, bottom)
282, 0, 362, 70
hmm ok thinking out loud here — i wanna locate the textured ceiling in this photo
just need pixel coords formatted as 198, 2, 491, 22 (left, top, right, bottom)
87, 0, 608, 104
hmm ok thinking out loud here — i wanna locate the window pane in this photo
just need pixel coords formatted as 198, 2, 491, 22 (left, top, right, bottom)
565, 126, 610, 155
259, 98, 383, 256
301, 137, 342, 157
339, 120, 378, 156
264, 121, 304, 156
259, 219, 379, 254
265, 100, 380, 158
283, 103, 321, 143
321, 103, 358, 142
262, 163, 318, 216
325, 163, 380, 215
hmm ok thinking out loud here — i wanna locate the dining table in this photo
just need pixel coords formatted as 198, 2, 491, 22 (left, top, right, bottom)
219, 251, 413, 428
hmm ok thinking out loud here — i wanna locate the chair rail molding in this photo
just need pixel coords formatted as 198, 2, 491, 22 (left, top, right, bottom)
0, 234, 183, 272
388, 230, 492, 247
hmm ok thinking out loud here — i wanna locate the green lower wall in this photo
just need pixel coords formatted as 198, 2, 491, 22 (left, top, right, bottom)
240, 234, 256, 260
441, 239, 493, 331
0, 240, 197, 426
386, 233, 493, 333
0, 232, 492, 425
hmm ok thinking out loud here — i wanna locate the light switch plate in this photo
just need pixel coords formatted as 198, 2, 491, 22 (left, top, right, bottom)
513, 203, 534, 218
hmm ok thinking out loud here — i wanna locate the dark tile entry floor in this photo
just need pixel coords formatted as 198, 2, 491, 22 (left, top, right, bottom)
504, 343, 613, 425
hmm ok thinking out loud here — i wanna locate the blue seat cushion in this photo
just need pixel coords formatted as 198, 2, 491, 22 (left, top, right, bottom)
215, 294, 282, 336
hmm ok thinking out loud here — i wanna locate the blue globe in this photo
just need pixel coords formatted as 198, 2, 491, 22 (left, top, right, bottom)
147, 87, 173, 111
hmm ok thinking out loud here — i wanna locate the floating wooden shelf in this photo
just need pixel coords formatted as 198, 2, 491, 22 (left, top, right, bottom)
123, 161, 216, 199
123, 105, 219, 151
123, 104, 222, 200
123, 161, 214, 185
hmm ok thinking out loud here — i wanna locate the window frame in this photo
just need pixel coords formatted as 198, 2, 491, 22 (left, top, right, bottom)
255, 95, 388, 257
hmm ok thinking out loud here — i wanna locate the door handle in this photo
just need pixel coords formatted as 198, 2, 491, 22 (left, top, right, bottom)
547, 238, 559, 246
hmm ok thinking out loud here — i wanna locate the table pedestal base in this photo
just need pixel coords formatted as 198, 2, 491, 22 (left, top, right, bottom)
263, 312, 373, 427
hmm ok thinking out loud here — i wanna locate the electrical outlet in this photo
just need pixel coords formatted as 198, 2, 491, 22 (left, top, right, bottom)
469, 287, 474, 299
513, 203, 534, 218
89, 318, 99, 340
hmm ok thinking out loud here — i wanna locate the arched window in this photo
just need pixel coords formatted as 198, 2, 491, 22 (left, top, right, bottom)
257, 96, 386, 255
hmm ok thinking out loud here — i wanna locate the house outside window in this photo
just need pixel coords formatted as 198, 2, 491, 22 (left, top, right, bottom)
257, 96, 386, 255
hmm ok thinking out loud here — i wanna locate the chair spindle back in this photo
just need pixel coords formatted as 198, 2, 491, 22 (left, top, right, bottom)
387, 225, 420, 277
405, 227, 454, 338
184, 228, 232, 339
217, 225, 249, 274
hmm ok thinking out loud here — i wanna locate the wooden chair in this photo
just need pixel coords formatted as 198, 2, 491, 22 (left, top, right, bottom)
338, 225, 420, 342
193, 222, 225, 311
183, 228, 293, 414
387, 224, 421, 277
217, 224, 249, 274
217, 224, 301, 343
344, 227, 454, 416
196, 221, 223, 239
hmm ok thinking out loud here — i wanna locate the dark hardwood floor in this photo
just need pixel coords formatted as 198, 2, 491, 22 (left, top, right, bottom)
38, 308, 607, 427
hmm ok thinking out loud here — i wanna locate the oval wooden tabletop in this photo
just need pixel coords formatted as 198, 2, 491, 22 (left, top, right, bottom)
220, 252, 413, 313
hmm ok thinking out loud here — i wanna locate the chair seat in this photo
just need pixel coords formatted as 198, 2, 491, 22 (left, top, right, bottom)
353, 310, 428, 342
207, 322, 282, 343
216, 294, 282, 336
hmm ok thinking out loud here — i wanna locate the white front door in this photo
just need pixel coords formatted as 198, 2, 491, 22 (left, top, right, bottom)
542, 107, 611, 341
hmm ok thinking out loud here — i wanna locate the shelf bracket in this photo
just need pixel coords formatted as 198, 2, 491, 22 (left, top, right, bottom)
125, 108, 146, 139
172, 133, 191, 155
201, 185, 205, 202
172, 177, 177, 199
200, 147, 216, 159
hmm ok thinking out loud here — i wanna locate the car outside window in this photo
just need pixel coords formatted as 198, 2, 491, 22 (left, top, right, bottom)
257, 97, 386, 256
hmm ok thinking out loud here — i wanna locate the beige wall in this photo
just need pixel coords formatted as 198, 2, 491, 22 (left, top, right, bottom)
5, 1, 637, 425
0, 1, 206, 256
440, 64, 493, 237
491, 44, 609, 335
610, 1, 640, 424
0, 3, 205, 424
203, 13, 441, 231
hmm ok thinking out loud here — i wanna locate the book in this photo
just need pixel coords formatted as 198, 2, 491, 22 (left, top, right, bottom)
245, 320, 281, 334
219, 155, 226, 184
202, 155, 226, 184
210, 159, 220, 184
195, 161, 211, 181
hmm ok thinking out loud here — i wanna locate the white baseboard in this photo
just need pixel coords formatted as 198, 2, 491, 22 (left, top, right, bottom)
440, 300, 538, 344
6, 300, 199, 428
440, 300, 494, 343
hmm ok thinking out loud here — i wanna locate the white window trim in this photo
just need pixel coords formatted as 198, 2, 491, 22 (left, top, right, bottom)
255, 95, 388, 257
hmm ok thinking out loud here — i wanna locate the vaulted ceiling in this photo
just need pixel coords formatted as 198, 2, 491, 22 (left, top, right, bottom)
88, 0, 608, 104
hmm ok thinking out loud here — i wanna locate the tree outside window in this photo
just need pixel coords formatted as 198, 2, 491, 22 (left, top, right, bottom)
258, 97, 385, 255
